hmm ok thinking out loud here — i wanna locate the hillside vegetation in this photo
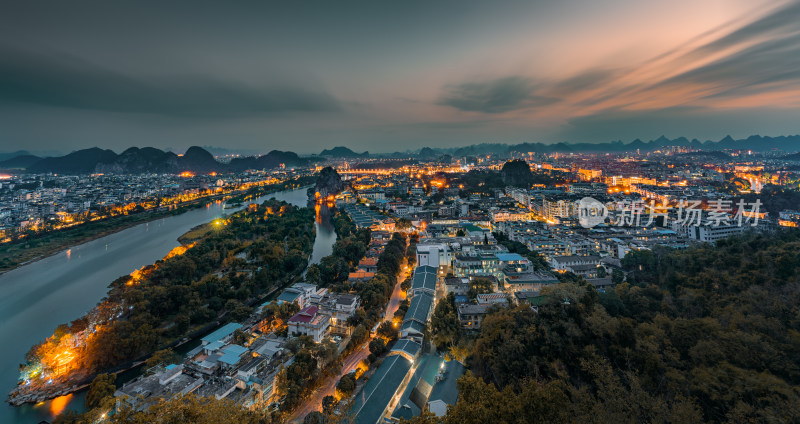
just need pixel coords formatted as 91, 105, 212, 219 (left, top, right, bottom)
422, 231, 800, 423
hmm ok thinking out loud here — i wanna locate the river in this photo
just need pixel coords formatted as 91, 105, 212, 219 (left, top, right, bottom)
0, 186, 337, 423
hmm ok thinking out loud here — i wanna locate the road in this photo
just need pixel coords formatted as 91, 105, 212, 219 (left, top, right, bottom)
287, 263, 410, 423
383, 263, 409, 322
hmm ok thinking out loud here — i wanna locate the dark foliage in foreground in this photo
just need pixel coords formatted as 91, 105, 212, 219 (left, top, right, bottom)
414, 231, 800, 423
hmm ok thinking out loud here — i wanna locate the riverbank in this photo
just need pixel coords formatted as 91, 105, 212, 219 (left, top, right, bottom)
0, 177, 314, 275
8, 196, 318, 407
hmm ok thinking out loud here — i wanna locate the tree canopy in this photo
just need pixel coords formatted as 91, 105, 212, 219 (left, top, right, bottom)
426, 231, 800, 423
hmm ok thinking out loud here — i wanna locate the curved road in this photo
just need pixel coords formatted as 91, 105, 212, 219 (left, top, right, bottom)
287, 263, 409, 423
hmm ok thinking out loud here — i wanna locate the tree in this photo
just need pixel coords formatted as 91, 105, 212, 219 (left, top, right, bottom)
305, 264, 321, 285
348, 325, 369, 349
611, 268, 624, 285
229, 305, 253, 322
430, 293, 461, 348
322, 395, 338, 414
85, 373, 116, 409
467, 277, 493, 300
232, 328, 249, 345
377, 320, 397, 340
304, 411, 325, 424
111, 394, 265, 423
312, 339, 339, 366
145, 348, 180, 371
369, 339, 387, 357
452, 231, 800, 422
336, 373, 357, 397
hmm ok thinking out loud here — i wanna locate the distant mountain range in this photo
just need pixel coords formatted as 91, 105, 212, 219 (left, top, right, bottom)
0, 146, 309, 174
0, 150, 35, 162
418, 134, 800, 157
0, 154, 44, 169
2, 133, 800, 174
319, 146, 368, 158
0, 149, 62, 162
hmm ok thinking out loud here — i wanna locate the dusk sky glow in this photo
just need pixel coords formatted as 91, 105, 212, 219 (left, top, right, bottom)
1, 0, 799, 153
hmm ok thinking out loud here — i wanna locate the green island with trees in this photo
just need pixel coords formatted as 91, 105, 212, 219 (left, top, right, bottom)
0, 176, 315, 274
12, 195, 317, 405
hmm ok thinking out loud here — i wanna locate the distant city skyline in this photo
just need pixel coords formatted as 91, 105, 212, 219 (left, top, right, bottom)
2, 0, 800, 153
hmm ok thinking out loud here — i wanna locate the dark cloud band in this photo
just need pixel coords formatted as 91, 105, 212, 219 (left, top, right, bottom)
0, 46, 340, 118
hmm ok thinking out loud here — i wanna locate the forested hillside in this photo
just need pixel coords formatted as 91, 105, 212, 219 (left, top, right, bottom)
422, 231, 800, 423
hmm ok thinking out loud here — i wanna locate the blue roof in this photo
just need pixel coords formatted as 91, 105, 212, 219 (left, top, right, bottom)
391, 355, 444, 420
219, 352, 242, 366
411, 267, 437, 292
415, 265, 437, 273
223, 344, 248, 356
351, 355, 413, 424
277, 290, 302, 303
428, 361, 466, 406
391, 339, 422, 359
201, 322, 242, 344
496, 253, 526, 262
401, 319, 425, 335
404, 292, 434, 325
204, 340, 224, 352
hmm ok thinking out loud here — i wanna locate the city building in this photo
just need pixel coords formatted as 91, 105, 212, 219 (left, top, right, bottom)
287, 306, 330, 342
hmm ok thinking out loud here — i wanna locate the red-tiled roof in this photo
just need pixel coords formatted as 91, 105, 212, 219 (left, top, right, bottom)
288, 306, 318, 323
349, 271, 375, 280
359, 258, 378, 267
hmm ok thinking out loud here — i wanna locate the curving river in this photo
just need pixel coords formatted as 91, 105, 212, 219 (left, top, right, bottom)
0, 186, 337, 423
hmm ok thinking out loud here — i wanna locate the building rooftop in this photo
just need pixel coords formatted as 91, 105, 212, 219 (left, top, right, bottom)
336, 294, 359, 306
401, 319, 426, 335
551, 255, 602, 264
351, 354, 413, 424
404, 292, 434, 325
219, 351, 243, 366
277, 290, 302, 303
428, 360, 466, 408
411, 266, 437, 292
288, 306, 320, 324
391, 339, 422, 359
496, 253, 526, 262
457, 303, 491, 315
391, 355, 444, 420
201, 322, 242, 345
222, 344, 248, 356
504, 271, 559, 285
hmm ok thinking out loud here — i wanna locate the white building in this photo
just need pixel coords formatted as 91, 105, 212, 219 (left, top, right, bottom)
550, 255, 601, 271
287, 306, 331, 343
416, 243, 449, 268
688, 224, 744, 244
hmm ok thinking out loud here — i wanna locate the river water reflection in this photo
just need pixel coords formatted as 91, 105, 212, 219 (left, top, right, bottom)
0, 186, 336, 423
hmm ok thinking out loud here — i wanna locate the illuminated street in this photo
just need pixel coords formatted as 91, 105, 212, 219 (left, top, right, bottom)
287, 263, 409, 423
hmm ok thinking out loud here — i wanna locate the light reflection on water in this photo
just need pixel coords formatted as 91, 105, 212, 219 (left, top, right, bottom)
48, 393, 73, 418
1, 186, 336, 423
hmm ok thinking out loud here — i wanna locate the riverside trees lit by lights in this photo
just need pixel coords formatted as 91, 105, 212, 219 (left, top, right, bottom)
0, 173, 293, 245
10, 196, 317, 405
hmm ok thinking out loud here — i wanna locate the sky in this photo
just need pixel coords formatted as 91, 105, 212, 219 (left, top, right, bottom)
1, 0, 799, 154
